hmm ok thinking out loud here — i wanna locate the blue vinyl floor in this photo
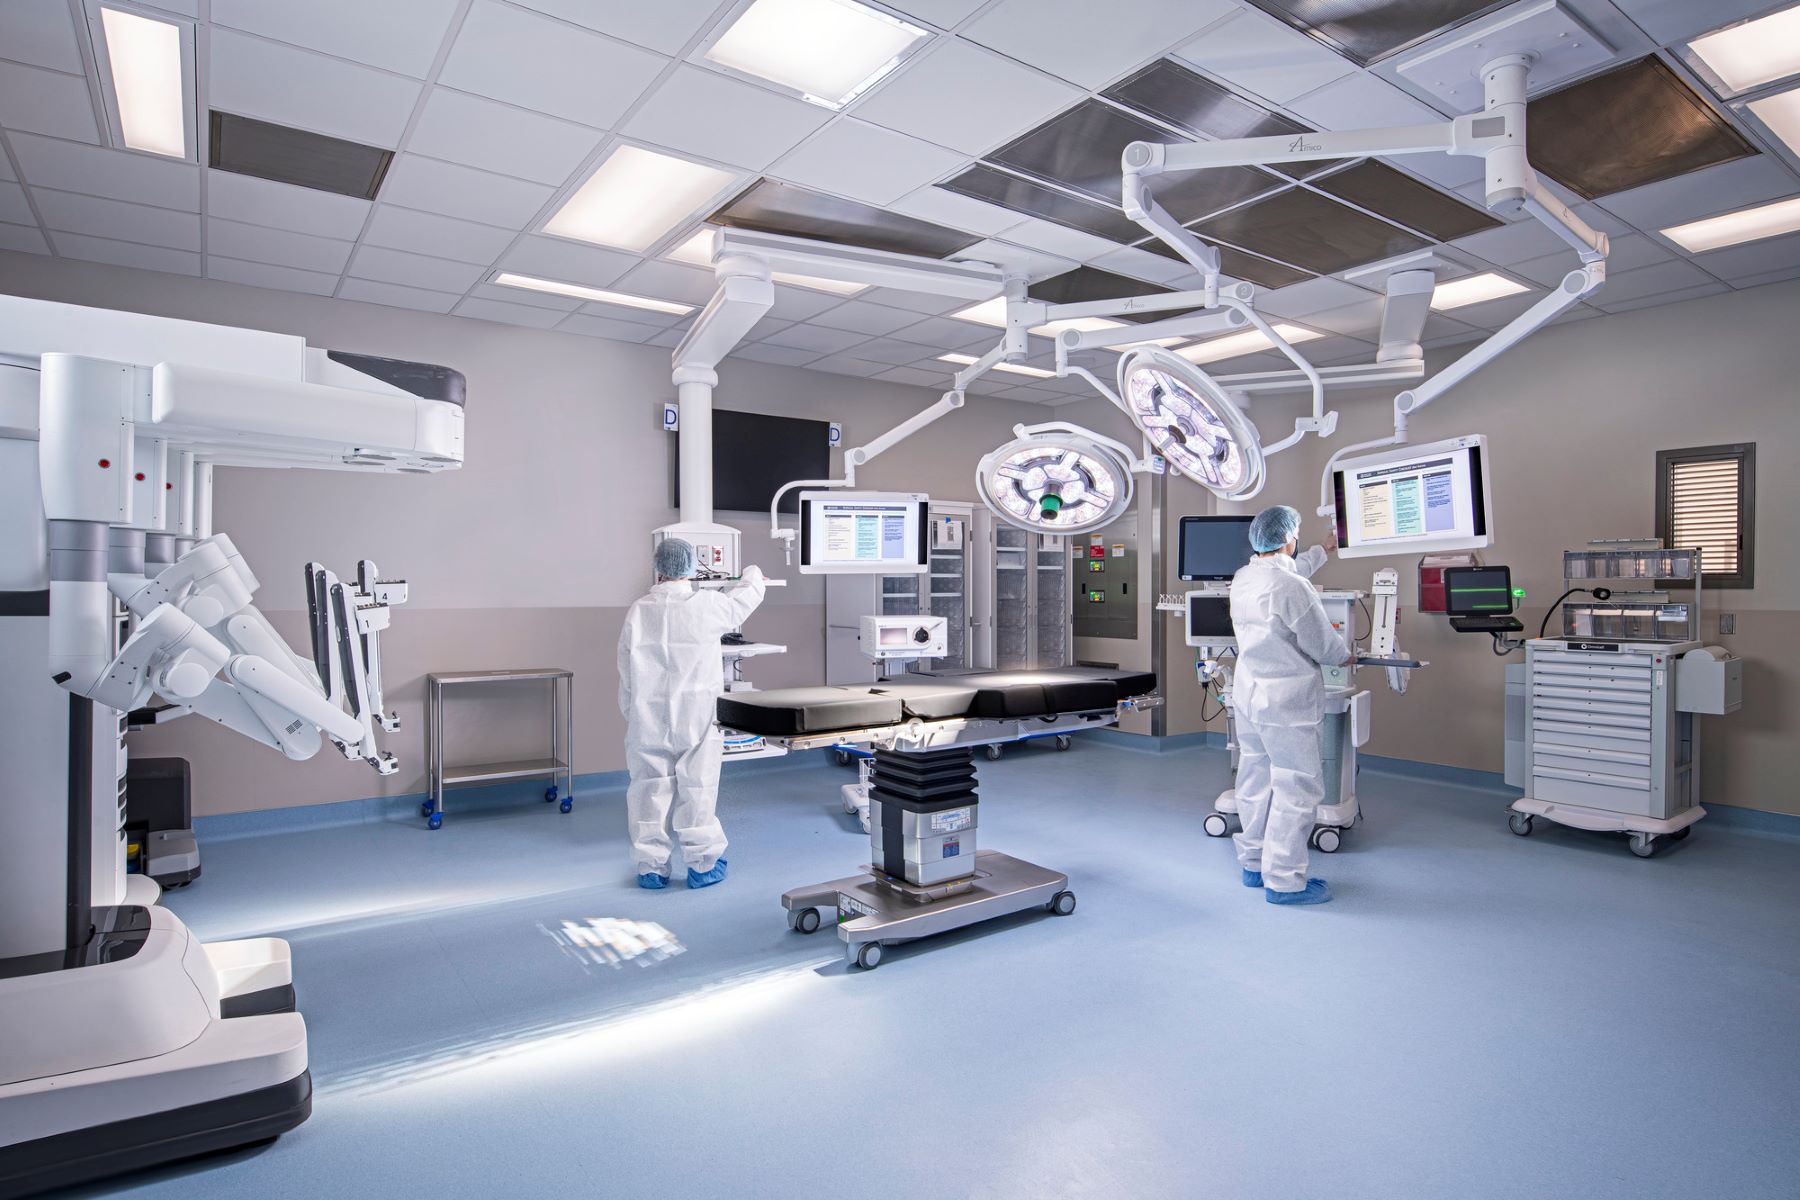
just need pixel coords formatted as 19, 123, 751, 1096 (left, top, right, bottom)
65, 742, 1800, 1199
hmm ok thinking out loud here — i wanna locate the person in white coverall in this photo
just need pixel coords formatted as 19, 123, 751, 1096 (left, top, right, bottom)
1229, 505, 1352, 906
617, 538, 766, 890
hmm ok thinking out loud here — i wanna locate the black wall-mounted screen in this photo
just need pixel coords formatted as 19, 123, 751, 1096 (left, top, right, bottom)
676, 409, 832, 515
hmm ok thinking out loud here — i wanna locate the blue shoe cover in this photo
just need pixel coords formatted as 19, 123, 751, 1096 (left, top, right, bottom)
687, 857, 729, 889
1242, 869, 1263, 888
1265, 879, 1331, 905
637, 872, 669, 890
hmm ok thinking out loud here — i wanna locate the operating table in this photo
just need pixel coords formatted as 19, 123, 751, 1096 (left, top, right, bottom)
717, 667, 1159, 969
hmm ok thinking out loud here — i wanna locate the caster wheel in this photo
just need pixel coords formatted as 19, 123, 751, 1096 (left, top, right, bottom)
545, 786, 558, 803
1054, 735, 1072, 752
1629, 834, 1657, 858
559, 799, 573, 814
791, 907, 821, 934
1048, 890, 1077, 916
985, 745, 1003, 761
1203, 813, 1230, 838
1670, 826, 1691, 841
420, 800, 435, 818
1508, 812, 1534, 837
1313, 827, 1342, 853
427, 812, 443, 830
834, 749, 851, 767
854, 942, 883, 970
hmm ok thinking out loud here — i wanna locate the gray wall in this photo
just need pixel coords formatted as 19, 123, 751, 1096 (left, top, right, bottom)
1071, 279, 1800, 816
0, 250, 1048, 816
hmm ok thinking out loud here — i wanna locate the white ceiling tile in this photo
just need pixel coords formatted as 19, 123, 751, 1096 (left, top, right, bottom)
645, 324, 692, 347
883, 0, 988, 28
0, 152, 11, 182
764, 284, 844, 321
338, 277, 463, 313
856, 286, 971, 316
1450, 217, 1571, 266
453, 295, 568, 329
557, 311, 663, 341
888, 185, 1027, 237
377, 155, 553, 228
1512, 232, 1670, 287
771, 119, 963, 206
610, 258, 719, 305
853, 36, 1084, 157
1596, 156, 1800, 232
947, 238, 1077, 281
499, 235, 637, 287
439, 1, 666, 128
1288, 72, 1444, 132
35, 188, 200, 250
888, 315, 999, 349
407, 87, 604, 185
51, 231, 200, 275
1593, 281, 1728, 315
1294, 296, 1383, 337
807, 354, 888, 377
623, 65, 832, 170
507, 0, 722, 55
762, 324, 870, 353
0, 182, 34, 225
874, 363, 953, 387
466, 281, 581, 312
576, 298, 684, 328
732, 342, 823, 366
10, 132, 199, 210
1609, 0, 1773, 45
209, 28, 422, 147
1173, 9, 1355, 106
1730, 264, 1800, 290
961, 0, 1233, 89
838, 336, 938, 365
0, 0, 84, 72
0, 61, 101, 142
143, 0, 198, 14
1689, 231, 1800, 282
1257, 276, 1379, 318
1572, 202, 1632, 237
348, 244, 485, 292
364, 204, 516, 264
1585, 260, 1716, 310
205, 169, 370, 239
1089, 244, 1197, 285
1419, 312, 1476, 341
205, 255, 341, 296
206, 217, 354, 272
993, 217, 1123, 264
0, 222, 50, 254
210, 0, 460, 77
806, 301, 922, 336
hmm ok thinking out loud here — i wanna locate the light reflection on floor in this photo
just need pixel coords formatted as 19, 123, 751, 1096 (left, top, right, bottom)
540, 916, 686, 972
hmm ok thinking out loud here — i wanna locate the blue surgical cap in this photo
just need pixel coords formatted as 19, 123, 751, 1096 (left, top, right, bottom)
655, 537, 698, 579
1249, 505, 1301, 553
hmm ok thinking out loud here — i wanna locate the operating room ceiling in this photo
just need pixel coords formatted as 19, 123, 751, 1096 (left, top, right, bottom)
1, 0, 1797, 406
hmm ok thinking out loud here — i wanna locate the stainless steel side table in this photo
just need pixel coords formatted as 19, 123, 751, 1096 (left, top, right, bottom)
423, 668, 574, 829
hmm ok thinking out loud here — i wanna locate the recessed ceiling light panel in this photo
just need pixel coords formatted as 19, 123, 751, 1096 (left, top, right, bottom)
494, 271, 694, 315
1118, 346, 1265, 499
1430, 272, 1528, 310
1688, 7, 1800, 95
547, 146, 736, 253
1176, 322, 1324, 365
1746, 87, 1800, 159
703, 0, 928, 109
1661, 195, 1800, 253
90, 2, 196, 160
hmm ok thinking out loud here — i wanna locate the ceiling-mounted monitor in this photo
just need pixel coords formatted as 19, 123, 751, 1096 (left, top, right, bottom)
798, 491, 929, 575
1331, 435, 1492, 558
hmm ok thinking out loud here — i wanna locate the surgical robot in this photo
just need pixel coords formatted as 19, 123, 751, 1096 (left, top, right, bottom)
0, 296, 464, 1196
1186, 568, 1418, 853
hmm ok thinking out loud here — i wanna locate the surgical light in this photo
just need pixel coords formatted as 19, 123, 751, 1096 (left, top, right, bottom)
98, 6, 189, 158
1117, 345, 1265, 501
1660, 196, 1800, 253
703, 0, 927, 109
494, 272, 694, 315
545, 146, 735, 253
1175, 322, 1324, 366
1430, 272, 1529, 311
1688, 7, 1800, 93
667, 230, 866, 295
1747, 87, 1800, 158
938, 352, 1055, 379
977, 430, 1135, 535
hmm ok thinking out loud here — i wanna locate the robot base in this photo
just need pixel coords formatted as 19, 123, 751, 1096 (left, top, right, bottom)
1508, 798, 1704, 858
1204, 789, 1358, 852
781, 850, 1074, 970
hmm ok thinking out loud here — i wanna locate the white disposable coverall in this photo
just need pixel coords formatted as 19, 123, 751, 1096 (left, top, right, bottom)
617, 568, 766, 875
1229, 551, 1350, 892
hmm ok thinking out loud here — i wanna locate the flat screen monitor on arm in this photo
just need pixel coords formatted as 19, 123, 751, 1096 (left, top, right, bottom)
1331, 436, 1493, 558
798, 491, 930, 575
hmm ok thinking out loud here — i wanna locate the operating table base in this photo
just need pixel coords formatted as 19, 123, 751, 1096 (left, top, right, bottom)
782, 849, 1074, 970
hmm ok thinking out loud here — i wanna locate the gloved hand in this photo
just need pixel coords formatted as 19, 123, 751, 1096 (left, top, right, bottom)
740, 564, 765, 584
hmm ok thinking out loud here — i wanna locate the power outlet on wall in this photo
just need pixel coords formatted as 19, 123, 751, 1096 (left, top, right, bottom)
1719, 613, 1736, 635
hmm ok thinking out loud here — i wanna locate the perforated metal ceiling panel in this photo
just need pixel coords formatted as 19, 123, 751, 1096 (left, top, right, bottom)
1102, 59, 1335, 179
1192, 186, 1431, 274
1245, 0, 1512, 67
709, 179, 982, 258
1526, 57, 1757, 200
939, 163, 1145, 242
1312, 161, 1499, 240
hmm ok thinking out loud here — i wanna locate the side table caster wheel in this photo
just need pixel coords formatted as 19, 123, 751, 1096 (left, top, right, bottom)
853, 942, 883, 970
790, 907, 821, 934
1313, 827, 1342, 853
1048, 890, 1077, 916
545, 786, 558, 803
1203, 813, 1230, 838
427, 812, 443, 830
1508, 812, 1534, 837
560, 798, 573, 814
420, 800, 435, 818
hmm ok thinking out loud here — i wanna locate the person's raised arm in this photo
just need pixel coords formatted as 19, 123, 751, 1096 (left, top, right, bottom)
710, 564, 767, 630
